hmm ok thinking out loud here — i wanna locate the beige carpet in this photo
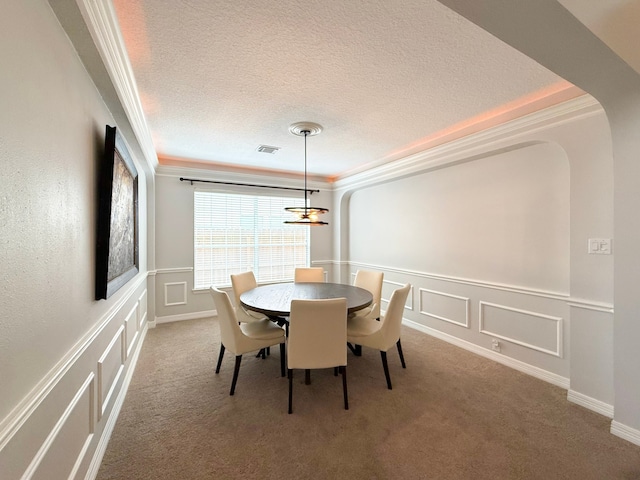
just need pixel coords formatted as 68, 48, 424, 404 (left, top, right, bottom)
97, 318, 640, 479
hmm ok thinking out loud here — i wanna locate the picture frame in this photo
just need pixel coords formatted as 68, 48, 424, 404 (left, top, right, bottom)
96, 125, 139, 300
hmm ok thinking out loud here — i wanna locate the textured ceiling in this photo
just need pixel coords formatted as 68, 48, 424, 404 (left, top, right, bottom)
112, 0, 587, 180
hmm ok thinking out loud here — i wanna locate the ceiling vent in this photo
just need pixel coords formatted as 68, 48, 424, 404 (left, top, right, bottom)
256, 145, 280, 154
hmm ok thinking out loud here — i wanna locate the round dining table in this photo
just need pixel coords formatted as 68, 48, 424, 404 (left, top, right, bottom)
240, 282, 373, 318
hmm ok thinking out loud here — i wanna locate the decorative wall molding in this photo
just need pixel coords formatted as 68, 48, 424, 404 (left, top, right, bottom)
334, 95, 600, 190
611, 421, 640, 448
97, 325, 125, 421
403, 318, 570, 389
347, 261, 569, 301
124, 304, 138, 361
479, 301, 563, 357
154, 267, 194, 275
568, 300, 614, 313
86, 323, 148, 479
0, 274, 146, 452
345, 261, 611, 313
164, 282, 188, 306
419, 288, 470, 328
75, 0, 158, 172
22, 373, 95, 480
567, 390, 614, 418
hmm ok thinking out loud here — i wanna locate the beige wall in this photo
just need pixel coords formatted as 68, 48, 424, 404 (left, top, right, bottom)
335, 97, 614, 409
0, 1, 150, 477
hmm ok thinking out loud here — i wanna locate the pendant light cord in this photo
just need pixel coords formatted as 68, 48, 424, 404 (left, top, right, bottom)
304, 130, 309, 212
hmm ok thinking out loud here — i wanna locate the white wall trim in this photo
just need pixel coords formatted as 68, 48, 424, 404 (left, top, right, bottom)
75, 0, 158, 172
164, 281, 188, 306
568, 300, 614, 313
611, 421, 640, 447
21, 373, 95, 480
419, 288, 470, 328
334, 95, 600, 190
403, 318, 570, 389
479, 301, 563, 358
0, 273, 147, 451
153, 267, 194, 275
567, 390, 614, 418
347, 260, 569, 301
97, 325, 125, 422
155, 310, 217, 325
346, 261, 610, 313
85, 322, 148, 480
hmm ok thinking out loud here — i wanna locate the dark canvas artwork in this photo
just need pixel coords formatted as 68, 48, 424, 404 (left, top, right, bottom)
96, 125, 139, 300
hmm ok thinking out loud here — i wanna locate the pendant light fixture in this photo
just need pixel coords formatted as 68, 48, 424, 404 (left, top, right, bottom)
284, 122, 329, 226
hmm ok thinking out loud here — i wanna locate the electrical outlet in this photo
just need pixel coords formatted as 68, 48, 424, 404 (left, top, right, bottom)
491, 338, 501, 352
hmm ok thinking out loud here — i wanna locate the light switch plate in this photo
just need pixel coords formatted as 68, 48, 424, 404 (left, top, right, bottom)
588, 238, 612, 255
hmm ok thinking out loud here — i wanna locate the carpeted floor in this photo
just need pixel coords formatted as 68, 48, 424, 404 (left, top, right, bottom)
97, 318, 640, 479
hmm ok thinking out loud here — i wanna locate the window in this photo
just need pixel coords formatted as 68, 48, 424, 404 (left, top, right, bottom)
194, 191, 309, 289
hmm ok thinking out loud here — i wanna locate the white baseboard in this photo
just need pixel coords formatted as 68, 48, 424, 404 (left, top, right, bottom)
403, 318, 570, 389
611, 421, 640, 447
154, 309, 216, 325
567, 389, 614, 418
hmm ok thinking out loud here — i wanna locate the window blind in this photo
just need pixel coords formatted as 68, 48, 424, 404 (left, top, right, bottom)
194, 191, 309, 288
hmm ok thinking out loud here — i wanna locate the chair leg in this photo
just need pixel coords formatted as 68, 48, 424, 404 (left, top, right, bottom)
230, 355, 242, 396
267, 346, 271, 356
381, 351, 392, 390
215, 344, 225, 374
288, 369, 293, 414
396, 339, 406, 368
305, 369, 311, 385
280, 343, 286, 377
347, 343, 362, 356
341, 366, 349, 410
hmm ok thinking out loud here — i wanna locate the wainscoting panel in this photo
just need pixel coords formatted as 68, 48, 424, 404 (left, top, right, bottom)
0, 276, 149, 480
383, 279, 414, 311
28, 374, 95, 480
479, 301, 562, 357
97, 326, 125, 421
138, 290, 147, 329
419, 288, 470, 328
124, 304, 139, 360
164, 281, 187, 306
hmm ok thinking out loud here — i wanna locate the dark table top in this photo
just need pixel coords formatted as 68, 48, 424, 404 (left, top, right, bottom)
240, 282, 373, 318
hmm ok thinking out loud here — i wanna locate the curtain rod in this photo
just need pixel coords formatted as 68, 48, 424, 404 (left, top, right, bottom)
179, 177, 319, 194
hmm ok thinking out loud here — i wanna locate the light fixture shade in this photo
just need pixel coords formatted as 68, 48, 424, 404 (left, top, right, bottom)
284, 122, 329, 226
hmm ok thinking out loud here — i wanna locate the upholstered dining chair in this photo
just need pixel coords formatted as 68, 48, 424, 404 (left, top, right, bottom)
347, 283, 411, 390
230, 271, 268, 324
210, 287, 286, 395
287, 297, 348, 414
294, 267, 324, 283
352, 270, 384, 321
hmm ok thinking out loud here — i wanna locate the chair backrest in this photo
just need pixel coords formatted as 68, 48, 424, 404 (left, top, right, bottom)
230, 271, 258, 306
294, 267, 324, 283
288, 298, 347, 369
378, 283, 411, 350
210, 287, 244, 353
354, 270, 383, 319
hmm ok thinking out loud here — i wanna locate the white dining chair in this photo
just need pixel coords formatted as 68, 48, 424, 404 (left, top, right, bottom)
352, 270, 383, 321
294, 267, 324, 283
210, 287, 286, 395
347, 283, 411, 390
287, 297, 348, 413
230, 271, 269, 324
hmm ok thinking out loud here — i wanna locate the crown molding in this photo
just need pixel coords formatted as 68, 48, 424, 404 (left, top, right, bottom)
334, 94, 601, 192
75, 0, 158, 172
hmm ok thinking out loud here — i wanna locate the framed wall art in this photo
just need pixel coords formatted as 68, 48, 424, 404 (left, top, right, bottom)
96, 125, 139, 300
